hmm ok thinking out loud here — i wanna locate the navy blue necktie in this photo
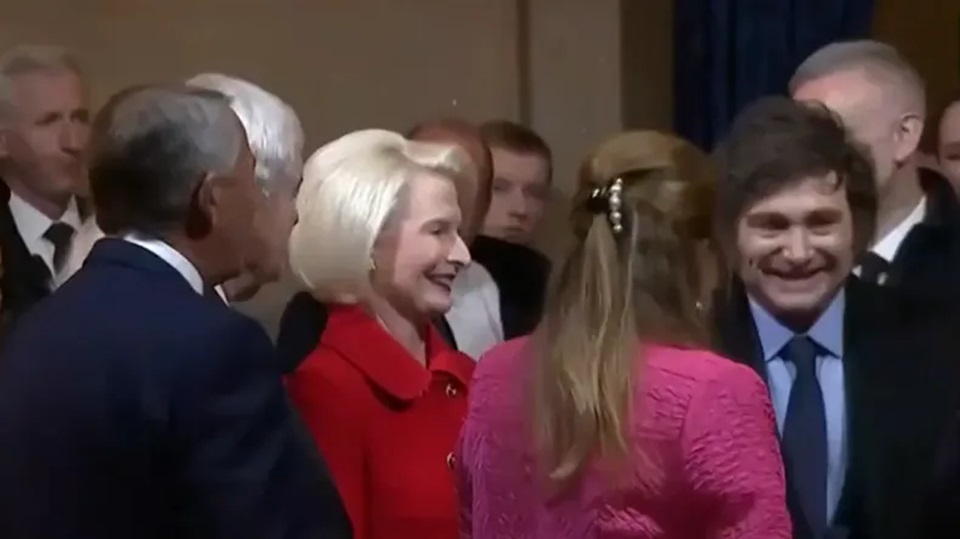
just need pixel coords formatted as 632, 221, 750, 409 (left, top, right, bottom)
781, 335, 828, 534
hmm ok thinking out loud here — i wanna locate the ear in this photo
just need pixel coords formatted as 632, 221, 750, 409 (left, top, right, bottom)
894, 113, 924, 164
185, 173, 218, 238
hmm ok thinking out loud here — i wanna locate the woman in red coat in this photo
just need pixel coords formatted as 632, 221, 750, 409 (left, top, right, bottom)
286, 129, 476, 539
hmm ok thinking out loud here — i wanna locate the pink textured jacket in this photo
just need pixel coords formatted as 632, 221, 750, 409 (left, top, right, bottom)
456, 338, 791, 538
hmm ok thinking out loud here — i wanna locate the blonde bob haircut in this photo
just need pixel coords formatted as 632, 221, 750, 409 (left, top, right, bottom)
289, 128, 470, 303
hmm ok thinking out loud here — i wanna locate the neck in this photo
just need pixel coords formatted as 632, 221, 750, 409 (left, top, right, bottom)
164, 233, 239, 287
875, 164, 924, 243
5, 175, 70, 220
368, 297, 427, 364
221, 272, 262, 302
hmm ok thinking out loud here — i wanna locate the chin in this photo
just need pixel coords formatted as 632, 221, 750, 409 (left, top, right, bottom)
765, 289, 836, 322
420, 295, 453, 317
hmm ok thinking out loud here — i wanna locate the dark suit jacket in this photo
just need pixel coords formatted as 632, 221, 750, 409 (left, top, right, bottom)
881, 169, 960, 299
467, 234, 551, 339
0, 238, 352, 539
0, 180, 56, 337
713, 277, 960, 539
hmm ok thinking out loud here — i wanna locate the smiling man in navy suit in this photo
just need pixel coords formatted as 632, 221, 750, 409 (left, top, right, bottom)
0, 85, 350, 539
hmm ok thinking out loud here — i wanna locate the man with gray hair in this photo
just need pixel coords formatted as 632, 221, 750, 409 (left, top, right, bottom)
0, 45, 89, 333
186, 73, 304, 302
790, 40, 960, 298
60, 74, 305, 307
0, 85, 350, 539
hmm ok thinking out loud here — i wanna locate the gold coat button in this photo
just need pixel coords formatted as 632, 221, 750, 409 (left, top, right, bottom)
445, 383, 459, 398
446, 452, 457, 469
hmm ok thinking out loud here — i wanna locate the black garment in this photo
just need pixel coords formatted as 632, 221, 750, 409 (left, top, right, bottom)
877, 169, 960, 297
0, 179, 90, 337
0, 181, 53, 336
713, 277, 960, 539
469, 234, 551, 339
0, 238, 352, 539
857, 251, 892, 286
276, 292, 330, 375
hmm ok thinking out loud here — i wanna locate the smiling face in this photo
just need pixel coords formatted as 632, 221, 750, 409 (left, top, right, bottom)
735, 173, 854, 328
371, 171, 471, 320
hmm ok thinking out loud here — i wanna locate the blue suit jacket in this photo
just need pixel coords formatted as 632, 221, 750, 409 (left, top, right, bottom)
0, 238, 351, 539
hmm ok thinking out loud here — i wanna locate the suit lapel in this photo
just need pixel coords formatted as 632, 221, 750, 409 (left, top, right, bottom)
712, 280, 766, 379
0, 181, 52, 322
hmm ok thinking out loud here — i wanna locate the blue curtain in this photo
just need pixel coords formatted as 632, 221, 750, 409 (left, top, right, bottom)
673, 0, 876, 150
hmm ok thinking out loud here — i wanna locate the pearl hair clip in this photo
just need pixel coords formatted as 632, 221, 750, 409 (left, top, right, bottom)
587, 177, 625, 235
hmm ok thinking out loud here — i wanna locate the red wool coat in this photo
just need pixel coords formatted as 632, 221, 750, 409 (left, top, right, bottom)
286, 304, 474, 539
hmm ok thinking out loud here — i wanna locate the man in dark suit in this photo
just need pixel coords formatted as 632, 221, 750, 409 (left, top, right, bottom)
0, 85, 351, 538
0, 45, 90, 334
712, 96, 960, 539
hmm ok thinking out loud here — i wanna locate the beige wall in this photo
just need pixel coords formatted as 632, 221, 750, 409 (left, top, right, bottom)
1, 1, 675, 334
872, 0, 960, 135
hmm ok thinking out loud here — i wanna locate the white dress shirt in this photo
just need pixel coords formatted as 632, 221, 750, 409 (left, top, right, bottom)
123, 233, 204, 294
445, 262, 504, 360
872, 197, 926, 262
8, 190, 82, 277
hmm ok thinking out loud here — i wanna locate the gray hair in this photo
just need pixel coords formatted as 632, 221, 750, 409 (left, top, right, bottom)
0, 45, 83, 122
89, 85, 244, 236
789, 40, 925, 116
185, 73, 303, 196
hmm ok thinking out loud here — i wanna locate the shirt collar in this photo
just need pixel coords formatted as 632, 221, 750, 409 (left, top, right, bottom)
8, 190, 81, 253
871, 197, 926, 262
748, 289, 845, 361
122, 233, 204, 294
321, 304, 475, 401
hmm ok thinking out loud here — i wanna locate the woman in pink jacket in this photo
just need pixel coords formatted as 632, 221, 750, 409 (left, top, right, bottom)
456, 131, 791, 538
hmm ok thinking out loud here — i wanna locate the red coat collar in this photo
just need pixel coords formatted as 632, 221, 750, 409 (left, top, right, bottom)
321, 304, 475, 401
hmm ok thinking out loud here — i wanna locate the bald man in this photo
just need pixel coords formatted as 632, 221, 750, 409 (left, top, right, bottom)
407, 117, 492, 243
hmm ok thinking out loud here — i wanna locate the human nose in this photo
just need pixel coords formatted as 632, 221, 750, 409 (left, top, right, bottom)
448, 233, 472, 268
782, 228, 813, 262
61, 122, 87, 155
505, 189, 529, 218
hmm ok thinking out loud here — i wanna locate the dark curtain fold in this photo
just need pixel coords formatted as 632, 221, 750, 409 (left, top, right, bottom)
673, 0, 876, 151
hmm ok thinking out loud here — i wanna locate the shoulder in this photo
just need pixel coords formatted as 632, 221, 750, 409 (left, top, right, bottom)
475, 337, 530, 377
641, 345, 767, 418
287, 342, 371, 403
644, 344, 759, 389
169, 308, 276, 387
850, 278, 960, 338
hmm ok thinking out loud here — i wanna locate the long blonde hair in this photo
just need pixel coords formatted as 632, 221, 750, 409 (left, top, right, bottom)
532, 131, 717, 488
